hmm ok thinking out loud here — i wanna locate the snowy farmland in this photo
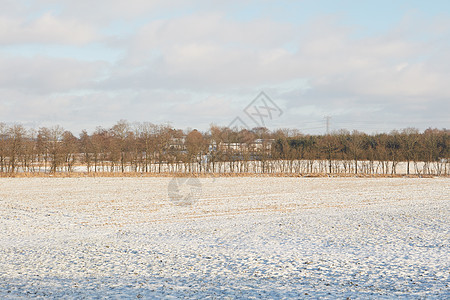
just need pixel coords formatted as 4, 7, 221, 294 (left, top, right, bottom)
0, 177, 449, 299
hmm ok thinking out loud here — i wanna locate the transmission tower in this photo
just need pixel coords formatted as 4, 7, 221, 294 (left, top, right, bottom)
324, 116, 331, 135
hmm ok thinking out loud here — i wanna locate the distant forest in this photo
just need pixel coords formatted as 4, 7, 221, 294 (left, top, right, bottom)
0, 120, 448, 176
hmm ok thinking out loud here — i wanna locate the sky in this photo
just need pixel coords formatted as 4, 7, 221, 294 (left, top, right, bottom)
0, 0, 449, 135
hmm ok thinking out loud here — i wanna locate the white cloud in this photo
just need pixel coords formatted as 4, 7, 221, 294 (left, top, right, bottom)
0, 56, 107, 93
0, 1, 449, 133
99, 13, 450, 102
0, 14, 98, 45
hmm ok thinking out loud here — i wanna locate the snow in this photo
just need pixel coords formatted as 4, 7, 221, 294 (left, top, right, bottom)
0, 177, 449, 298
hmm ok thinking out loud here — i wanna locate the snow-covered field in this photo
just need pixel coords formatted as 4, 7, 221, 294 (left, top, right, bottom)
0, 177, 448, 299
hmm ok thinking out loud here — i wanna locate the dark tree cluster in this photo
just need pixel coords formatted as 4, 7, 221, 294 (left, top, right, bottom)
272, 128, 448, 175
0, 121, 448, 175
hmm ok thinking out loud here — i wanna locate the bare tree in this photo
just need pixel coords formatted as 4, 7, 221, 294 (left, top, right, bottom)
7, 125, 26, 173
400, 128, 419, 175
79, 130, 93, 173
48, 126, 65, 173
0, 123, 8, 173
186, 129, 206, 172
62, 131, 78, 172
110, 120, 131, 172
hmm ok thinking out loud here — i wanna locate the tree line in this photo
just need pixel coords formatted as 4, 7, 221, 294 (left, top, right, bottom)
0, 120, 448, 176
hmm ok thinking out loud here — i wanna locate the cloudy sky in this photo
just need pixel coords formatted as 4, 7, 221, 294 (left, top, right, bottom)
0, 0, 449, 134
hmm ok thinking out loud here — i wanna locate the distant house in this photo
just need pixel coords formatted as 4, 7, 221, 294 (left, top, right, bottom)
210, 139, 274, 154
219, 142, 245, 151
249, 139, 274, 151
169, 137, 186, 151
208, 141, 217, 152
167, 136, 275, 157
